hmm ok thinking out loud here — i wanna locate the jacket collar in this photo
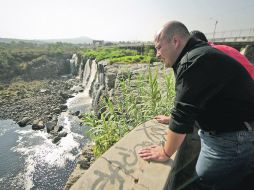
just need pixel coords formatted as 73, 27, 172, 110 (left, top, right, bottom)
172, 37, 206, 73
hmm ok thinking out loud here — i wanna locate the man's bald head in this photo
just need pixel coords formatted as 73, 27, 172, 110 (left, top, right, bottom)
154, 21, 191, 68
155, 21, 190, 42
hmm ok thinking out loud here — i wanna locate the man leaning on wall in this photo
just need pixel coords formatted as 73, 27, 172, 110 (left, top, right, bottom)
138, 20, 254, 190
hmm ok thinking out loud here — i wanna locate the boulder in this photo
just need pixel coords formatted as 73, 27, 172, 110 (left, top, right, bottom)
52, 136, 61, 144
58, 131, 68, 138
71, 110, 80, 116
53, 108, 61, 114
45, 121, 56, 133
17, 117, 30, 127
32, 120, 45, 130
78, 158, 90, 170
60, 104, 68, 111
54, 125, 64, 133
52, 131, 67, 144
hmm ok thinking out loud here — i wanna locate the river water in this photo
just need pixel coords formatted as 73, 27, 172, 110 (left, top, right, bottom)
0, 111, 89, 190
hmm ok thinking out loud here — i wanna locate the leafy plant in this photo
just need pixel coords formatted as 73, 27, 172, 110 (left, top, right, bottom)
82, 65, 175, 157
83, 47, 157, 64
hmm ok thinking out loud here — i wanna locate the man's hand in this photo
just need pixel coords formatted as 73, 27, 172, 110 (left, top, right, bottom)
138, 144, 169, 162
138, 129, 186, 163
154, 115, 170, 124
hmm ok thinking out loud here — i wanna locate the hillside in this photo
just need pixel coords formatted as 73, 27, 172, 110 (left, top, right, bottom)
0, 36, 93, 44
0, 42, 79, 82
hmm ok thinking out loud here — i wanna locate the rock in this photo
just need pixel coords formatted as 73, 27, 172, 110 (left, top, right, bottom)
16, 91, 25, 96
60, 91, 70, 99
60, 104, 68, 111
39, 89, 48, 93
52, 131, 67, 144
51, 115, 58, 123
117, 70, 132, 81
54, 125, 64, 133
78, 159, 90, 170
105, 72, 117, 90
64, 142, 95, 189
17, 117, 30, 127
47, 115, 53, 120
58, 131, 68, 138
53, 108, 61, 114
71, 110, 80, 116
64, 169, 85, 190
78, 114, 83, 119
45, 121, 56, 133
52, 136, 61, 144
32, 120, 45, 130
70, 85, 84, 93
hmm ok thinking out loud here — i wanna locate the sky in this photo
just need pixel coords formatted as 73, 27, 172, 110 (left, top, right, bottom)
0, 0, 254, 41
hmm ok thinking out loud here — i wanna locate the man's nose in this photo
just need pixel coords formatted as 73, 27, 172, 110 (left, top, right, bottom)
156, 52, 161, 59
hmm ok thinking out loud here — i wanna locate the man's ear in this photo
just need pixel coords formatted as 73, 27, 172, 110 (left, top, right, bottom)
172, 35, 180, 49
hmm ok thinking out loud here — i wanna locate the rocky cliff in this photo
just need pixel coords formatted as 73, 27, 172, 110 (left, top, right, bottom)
24, 54, 71, 80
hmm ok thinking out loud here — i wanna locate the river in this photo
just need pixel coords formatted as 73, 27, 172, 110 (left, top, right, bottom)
0, 108, 90, 190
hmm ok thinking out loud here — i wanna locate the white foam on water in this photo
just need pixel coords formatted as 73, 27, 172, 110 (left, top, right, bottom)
66, 60, 96, 111
16, 129, 34, 135
44, 133, 80, 167
10, 115, 83, 190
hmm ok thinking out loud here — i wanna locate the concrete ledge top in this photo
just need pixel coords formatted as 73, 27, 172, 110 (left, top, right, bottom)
70, 119, 177, 190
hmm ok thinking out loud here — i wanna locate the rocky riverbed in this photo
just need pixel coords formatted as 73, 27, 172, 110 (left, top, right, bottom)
0, 77, 80, 130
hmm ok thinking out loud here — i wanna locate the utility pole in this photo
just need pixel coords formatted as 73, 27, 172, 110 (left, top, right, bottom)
212, 20, 218, 42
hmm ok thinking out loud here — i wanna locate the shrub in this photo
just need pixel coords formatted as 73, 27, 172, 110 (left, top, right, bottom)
82, 66, 175, 157
82, 47, 157, 64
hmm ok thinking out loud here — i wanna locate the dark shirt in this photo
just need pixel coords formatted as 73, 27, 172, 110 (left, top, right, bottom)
169, 37, 254, 134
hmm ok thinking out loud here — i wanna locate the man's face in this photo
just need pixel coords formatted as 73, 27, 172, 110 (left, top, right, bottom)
155, 35, 177, 68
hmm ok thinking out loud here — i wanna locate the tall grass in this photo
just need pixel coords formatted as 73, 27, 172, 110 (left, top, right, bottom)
82, 65, 175, 157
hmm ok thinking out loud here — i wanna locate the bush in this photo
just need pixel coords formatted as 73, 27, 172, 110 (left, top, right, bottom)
82, 47, 157, 64
82, 66, 175, 157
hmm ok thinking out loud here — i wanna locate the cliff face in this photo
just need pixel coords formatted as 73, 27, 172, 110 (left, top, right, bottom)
25, 54, 71, 80
0, 48, 73, 83
69, 54, 156, 115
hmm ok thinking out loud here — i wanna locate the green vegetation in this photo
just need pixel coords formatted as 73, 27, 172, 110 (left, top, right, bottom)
0, 79, 46, 97
0, 42, 157, 82
82, 66, 175, 157
0, 41, 79, 82
82, 46, 158, 64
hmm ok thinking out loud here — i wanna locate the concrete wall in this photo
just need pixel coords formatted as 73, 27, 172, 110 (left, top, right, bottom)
70, 119, 201, 190
70, 120, 178, 190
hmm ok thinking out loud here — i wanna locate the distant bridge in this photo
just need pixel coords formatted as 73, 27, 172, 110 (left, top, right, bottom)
118, 28, 254, 47
206, 28, 254, 49
116, 28, 254, 50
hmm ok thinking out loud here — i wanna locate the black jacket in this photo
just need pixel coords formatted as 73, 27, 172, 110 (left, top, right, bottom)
169, 37, 254, 133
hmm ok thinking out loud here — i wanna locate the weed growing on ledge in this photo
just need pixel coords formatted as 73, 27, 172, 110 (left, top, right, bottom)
82, 66, 175, 157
